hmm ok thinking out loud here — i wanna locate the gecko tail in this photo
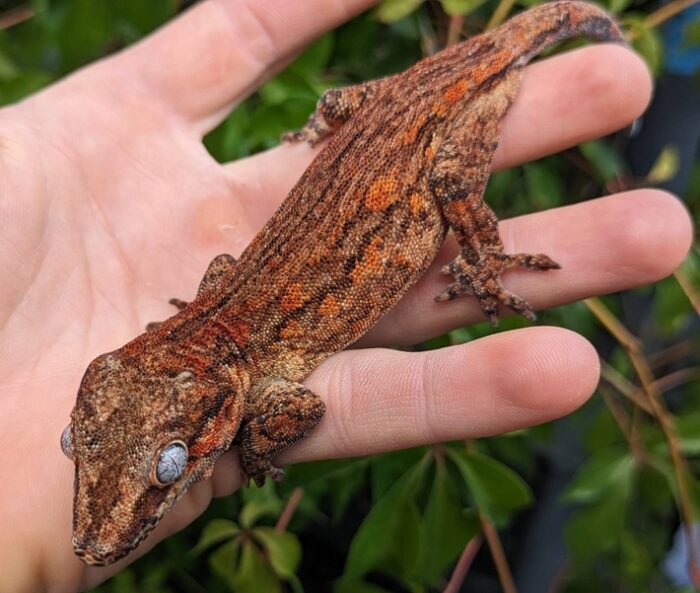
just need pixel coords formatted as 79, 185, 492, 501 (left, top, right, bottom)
502, 0, 626, 67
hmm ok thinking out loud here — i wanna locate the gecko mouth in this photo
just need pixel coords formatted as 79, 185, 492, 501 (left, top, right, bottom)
72, 490, 175, 566
71, 461, 212, 565
72, 517, 158, 566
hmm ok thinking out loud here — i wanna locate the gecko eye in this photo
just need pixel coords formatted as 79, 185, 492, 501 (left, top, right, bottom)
60, 424, 73, 460
152, 441, 188, 486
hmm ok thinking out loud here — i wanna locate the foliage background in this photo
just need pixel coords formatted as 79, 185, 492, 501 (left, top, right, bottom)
1, 0, 698, 591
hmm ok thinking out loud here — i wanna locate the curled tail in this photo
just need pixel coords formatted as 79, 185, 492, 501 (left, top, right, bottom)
498, 0, 625, 66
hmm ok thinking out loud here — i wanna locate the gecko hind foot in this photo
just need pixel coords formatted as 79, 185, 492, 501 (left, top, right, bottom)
145, 298, 189, 331
435, 251, 560, 326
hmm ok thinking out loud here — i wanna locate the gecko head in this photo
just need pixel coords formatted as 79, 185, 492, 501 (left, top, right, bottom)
61, 351, 244, 566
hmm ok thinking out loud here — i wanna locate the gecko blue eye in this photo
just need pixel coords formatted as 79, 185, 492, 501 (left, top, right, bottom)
154, 441, 188, 486
60, 424, 73, 460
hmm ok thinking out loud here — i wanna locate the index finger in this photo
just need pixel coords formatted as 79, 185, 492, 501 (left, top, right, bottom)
112, 0, 376, 130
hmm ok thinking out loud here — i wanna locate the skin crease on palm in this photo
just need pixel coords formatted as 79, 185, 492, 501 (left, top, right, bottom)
0, 0, 692, 591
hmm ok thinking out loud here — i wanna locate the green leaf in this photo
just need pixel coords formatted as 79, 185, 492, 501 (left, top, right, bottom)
376, 0, 424, 23
0, 72, 54, 105
240, 499, 281, 529
335, 579, 391, 593
344, 464, 423, 580
370, 448, 427, 501
110, 0, 175, 39
191, 518, 240, 556
109, 569, 137, 593
290, 34, 334, 76
676, 412, 700, 455
253, 527, 302, 578
523, 161, 565, 209
230, 540, 282, 593
647, 145, 680, 184
259, 70, 317, 105
417, 459, 479, 582
0, 48, 18, 80
55, 0, 115, 72
208, 539, 243, 588
565, 476, 631, 564
440, 0, 488, 16
607, 0, 633, 14
561, 450, 634, 504
683, 15, 700, 44
579, 140, 623, 182
626, 15, 664, 75
448, 449, 532, 526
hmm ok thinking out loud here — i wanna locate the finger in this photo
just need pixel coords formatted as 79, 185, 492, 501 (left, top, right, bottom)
362, 189, 692, 346
203, 327, 598, 499
112, 0, 375, 129
286, 326, 600, 462
224, 44, 651, 221
496, 43, 651, 169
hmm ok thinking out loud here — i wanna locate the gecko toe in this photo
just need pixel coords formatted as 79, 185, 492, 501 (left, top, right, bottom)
436, 251, 552, 323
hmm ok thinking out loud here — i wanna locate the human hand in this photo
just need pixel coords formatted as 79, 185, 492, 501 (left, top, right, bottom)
0, 0, 691, 591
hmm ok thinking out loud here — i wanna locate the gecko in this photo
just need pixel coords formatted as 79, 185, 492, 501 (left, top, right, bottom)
60, 1, 624, 566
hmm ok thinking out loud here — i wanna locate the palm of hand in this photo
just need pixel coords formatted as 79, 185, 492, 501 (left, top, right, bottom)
0, 68, 275, 587
0, 1, 691, 591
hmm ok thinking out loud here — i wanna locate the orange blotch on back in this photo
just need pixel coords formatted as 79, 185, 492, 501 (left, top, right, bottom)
280, 320, 304, 340
443, 79, 469, 103
350, 236, 385, 284
280, 283, 307, 312
400, 114, 426, 144
432, 103, 448, 117
365, 176, 401, 212
240, 295, 267, 314
214, 318, 250, 347
319, 294, 340, 317
410, 192, 427, 216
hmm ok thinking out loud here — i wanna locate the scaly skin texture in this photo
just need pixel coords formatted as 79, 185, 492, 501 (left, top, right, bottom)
62, 1, 624, 566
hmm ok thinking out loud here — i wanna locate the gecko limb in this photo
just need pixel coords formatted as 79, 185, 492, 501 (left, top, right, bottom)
429, 71, 559, 325
237, 379, 325, 486
197, 253, 237, 296
146, 254, 237, 330
282, 79, 387, 146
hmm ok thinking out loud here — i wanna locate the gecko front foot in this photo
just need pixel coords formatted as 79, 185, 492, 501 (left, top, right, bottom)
237, 380, 325, 487
435, 251, 560, 325
241, 459, 286, 488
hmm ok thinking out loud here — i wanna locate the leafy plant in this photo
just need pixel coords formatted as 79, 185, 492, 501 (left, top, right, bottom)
1, 0, 697, 591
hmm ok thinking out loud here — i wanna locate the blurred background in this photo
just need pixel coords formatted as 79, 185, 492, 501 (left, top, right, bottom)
0, 0, 698, 591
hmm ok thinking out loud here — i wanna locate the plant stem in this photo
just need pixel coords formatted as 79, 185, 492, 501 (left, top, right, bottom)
465, 439, 518, 592
645, 0, 700, 29
486, 0, 516, 30
443, 537, 483, 593
674, 267, 700, 317
447, 14, 464, 46
599, 385, 646, 463
275, 487, 304, 533
0, 5, 33, 30
480, 514, 518, 593
600, 360, 654, 414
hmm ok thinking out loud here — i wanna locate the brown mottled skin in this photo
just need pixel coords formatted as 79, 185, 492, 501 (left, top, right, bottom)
61, 1, 623, 566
